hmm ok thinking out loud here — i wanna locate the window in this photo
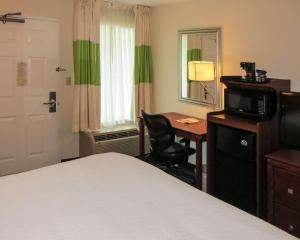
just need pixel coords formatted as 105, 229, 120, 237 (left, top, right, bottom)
100, 5, 135, 128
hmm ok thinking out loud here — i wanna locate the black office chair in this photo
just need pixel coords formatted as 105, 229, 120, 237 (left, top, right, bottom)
141, 110, 195, 171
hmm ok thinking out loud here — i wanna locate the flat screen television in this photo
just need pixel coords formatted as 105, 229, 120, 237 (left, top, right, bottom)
280, 92, 300, 150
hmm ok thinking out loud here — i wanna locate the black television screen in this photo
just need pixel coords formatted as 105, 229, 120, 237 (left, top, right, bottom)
280, 92, 300, 149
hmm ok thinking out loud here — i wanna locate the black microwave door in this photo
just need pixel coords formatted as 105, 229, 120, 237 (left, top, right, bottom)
225, 89, 276, 120
225, 89, 254, 114
226, 90, 240, 110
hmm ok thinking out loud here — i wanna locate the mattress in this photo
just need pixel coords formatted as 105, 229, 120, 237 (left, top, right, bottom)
0, 153, 296, 240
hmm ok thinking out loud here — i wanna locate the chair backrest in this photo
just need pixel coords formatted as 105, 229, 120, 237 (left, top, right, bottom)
141, 110, 175, 152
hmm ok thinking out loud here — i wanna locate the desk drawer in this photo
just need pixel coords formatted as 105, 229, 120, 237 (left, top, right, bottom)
274, 168, 300, 211
274, 204, 300, 238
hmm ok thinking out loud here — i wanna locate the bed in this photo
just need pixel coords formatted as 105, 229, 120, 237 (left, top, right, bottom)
0, 153, 297, 240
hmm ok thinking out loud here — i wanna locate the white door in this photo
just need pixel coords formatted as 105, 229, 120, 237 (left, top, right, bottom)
0, 18, 60, 176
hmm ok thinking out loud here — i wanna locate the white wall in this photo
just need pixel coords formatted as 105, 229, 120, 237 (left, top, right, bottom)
1, 0, 78, 159
151, 0, 300, 118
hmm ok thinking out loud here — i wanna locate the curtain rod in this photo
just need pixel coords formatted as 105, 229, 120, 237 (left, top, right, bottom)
102, 0, 151, 8
0, 12, 25, 24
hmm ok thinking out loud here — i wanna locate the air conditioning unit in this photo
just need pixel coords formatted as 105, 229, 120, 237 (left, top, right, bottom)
79, 128, 150, 158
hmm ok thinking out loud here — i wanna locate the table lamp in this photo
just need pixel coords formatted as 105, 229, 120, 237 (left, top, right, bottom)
188, 61, 215, 107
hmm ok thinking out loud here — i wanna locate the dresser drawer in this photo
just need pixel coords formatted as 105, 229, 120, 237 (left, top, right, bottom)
274, 168, 300, 211
274, 204, 300, 238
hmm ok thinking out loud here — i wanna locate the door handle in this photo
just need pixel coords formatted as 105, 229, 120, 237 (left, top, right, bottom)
43, 92, 56, 113
43, 99, 56, 106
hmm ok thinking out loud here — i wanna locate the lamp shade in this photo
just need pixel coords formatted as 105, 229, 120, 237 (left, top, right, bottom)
188, 61, 215, 81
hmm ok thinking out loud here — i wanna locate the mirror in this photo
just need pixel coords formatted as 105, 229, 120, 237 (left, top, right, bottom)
179, 28, 221, 108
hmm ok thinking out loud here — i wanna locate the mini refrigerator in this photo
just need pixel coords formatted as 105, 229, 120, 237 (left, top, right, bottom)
215, 125, 257, 215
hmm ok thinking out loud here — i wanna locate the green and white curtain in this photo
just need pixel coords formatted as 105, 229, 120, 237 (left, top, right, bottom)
72, 0, 101, 132
134, 6, 153, 118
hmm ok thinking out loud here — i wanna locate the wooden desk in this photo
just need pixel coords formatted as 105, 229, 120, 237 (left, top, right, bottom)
138, 112, 207, 190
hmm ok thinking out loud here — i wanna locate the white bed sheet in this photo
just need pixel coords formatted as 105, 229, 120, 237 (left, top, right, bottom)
0, 153, 297, 240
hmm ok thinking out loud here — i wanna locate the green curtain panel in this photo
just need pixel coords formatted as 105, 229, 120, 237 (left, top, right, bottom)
134, 5, 153, 118
72, 0, 101, 132
187, 48, 202, 62
134, 45, 153, 84
73, 40, 100, 86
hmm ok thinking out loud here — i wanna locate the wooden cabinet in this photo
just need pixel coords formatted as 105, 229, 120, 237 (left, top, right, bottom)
207, 77, 290, 218
266, 149, 300, 238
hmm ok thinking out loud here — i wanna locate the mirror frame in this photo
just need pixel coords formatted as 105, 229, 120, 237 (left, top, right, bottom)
178, 27, 222, 108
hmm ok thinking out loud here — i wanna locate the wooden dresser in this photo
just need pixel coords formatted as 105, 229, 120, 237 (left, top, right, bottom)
266, 149, 300, 238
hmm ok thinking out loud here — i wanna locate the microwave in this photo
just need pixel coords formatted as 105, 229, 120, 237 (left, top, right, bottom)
224, 88, 277, 120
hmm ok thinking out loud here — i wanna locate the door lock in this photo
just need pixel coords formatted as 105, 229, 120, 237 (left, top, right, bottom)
56, 67, 67, 72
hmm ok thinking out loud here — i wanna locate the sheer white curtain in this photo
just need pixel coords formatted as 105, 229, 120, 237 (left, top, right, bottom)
100, 4, 135, 128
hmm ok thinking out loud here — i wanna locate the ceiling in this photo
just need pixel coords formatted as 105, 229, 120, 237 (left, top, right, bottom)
116, 0, 192, 7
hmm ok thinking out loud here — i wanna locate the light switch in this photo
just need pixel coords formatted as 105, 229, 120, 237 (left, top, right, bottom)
66, 77, 72, 86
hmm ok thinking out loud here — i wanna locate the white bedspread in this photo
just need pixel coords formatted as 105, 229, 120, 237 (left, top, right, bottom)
0, 153, 296, 240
